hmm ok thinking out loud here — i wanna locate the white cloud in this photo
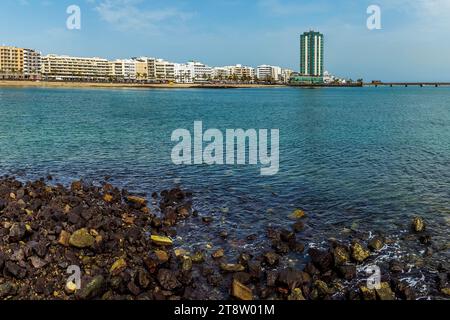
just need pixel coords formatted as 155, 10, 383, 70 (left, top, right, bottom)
91, 0, 191, 33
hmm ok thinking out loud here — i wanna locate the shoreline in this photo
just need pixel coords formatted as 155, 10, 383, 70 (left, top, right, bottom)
0, 176, 447, 300
0, 80, 287, 90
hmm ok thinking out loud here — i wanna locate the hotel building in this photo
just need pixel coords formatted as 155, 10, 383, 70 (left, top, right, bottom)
212, 67, 231, 80
154, 59, 175, 82
281, 68, 294, 83
0, 46, 23, 79
174, 61, 212, 83
190, 61, 213, 83
108, 59, 137, 81
23, 49, 42, 79
292, 30, 324, 84
226, 64, 255, 81
256, 65, 282, 82
135, 60, 149, 82
41, 54, 109, 81
0, 46, 41, 80
174, 63, 194, 83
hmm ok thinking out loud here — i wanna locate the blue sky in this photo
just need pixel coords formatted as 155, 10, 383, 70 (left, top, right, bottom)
1, 0, 450, 81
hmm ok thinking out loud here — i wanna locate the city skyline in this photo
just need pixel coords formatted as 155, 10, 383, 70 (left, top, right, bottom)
1, 0, 450, 81
1, 45, 297, 84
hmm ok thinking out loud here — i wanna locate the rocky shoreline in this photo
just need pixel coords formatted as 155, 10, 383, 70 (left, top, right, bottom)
0, 177, 448, 300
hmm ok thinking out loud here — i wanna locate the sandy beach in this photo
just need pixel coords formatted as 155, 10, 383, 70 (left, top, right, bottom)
0, 80, 286, 90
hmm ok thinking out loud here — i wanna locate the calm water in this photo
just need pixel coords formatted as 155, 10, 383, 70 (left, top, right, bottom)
0, 86, 449, 295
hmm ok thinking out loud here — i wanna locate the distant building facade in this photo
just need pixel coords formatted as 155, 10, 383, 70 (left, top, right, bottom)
41, 55, 109, 81
2, 44, 298, 84
0, 46, 41, 80
226, 64, 255, 81
135, 60, 149, 82
281, 68, 294, 83
212, 67, 230, 81
174, 61, 212, 83
256, 65, 282, 82
212, 65, 254, 82
174, 63, 193, 83
154, 59, 175, 82
23, 49, 42, 80
108, 59, 137, 81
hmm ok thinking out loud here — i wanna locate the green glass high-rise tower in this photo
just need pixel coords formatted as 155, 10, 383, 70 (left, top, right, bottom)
291, 30, 324, 84
300, 30, 324, 77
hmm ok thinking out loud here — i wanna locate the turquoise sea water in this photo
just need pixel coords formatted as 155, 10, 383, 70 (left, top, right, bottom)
0, 86, 449, 295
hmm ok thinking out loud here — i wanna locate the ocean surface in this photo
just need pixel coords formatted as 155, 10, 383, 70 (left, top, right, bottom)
0, 86, 449, 297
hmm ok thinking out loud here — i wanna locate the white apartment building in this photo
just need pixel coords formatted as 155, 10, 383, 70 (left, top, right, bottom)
41, 54, 109, 81
191, 61, 212, 83
174, 61, 212, 83
212, 67, 231, 80
23, 48, 41, 80
108, 59, 137, 81
256, 65, 282, 82
174, 63, 193, 83
281, 68, 294, 83
129, 57, 175, 82
155, 59, 175, 82
227, 64, 255, 80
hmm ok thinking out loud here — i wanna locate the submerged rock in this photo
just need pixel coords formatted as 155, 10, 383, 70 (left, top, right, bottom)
211, 249, 225, 259
389, 260, 405, 273
289, 209, 306, 220
411, 217, 425, 233
191, 251, 205, 263
292, 221, 305, 233
263, 252, 280, 267
220, 263, 245, 272
368, 236, 384, 251
181, 256, 192, 272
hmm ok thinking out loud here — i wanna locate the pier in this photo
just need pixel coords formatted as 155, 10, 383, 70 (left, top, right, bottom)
365, 82, 450, 87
